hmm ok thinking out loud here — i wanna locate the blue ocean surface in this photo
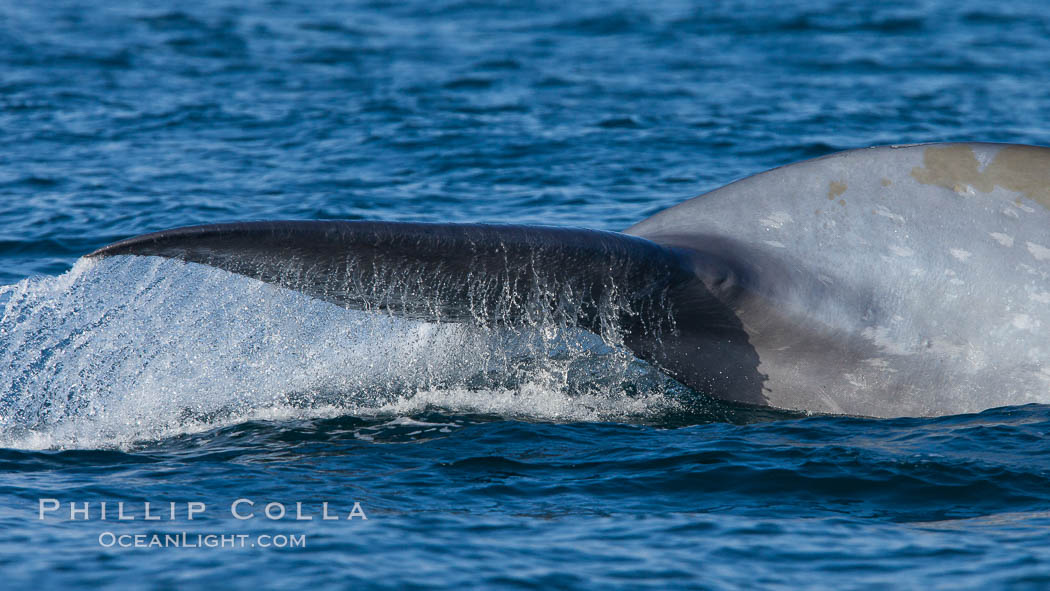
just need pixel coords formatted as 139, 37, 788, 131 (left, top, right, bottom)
3, 0, 1050, 588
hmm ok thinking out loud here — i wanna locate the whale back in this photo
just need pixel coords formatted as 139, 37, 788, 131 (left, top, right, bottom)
627, 143, 1050, 416
627, 143, 1050, 262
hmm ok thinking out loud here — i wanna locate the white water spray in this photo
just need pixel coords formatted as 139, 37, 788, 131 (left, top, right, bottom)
0, 256, 691, 449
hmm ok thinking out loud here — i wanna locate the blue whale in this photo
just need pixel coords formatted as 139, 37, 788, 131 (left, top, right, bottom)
89, 143, 1050, 417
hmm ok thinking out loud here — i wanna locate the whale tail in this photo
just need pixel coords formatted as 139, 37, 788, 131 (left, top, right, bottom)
86, 220, 764, 403
88, 220, 692, 332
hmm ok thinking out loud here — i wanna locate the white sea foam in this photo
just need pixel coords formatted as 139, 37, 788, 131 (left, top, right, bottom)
0, 256, 686, 449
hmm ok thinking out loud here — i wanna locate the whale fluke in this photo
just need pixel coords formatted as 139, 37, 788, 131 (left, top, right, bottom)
87, 220, 765, 404
89, 221, 686, 326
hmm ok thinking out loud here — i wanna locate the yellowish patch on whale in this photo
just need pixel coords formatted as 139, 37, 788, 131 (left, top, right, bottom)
910, 145, 1050, 208
880, 178, 892, 187
828, 181, 847, 200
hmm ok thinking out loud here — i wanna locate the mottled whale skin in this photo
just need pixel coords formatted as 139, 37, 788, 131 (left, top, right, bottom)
626, 143, 1050, 417
89, 143, 1050, 418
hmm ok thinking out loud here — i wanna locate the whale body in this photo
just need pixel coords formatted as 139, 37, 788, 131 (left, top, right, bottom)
88, 143, 1050, 417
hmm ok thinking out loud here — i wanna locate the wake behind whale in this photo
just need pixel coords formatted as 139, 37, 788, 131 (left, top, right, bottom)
84, 143, 1050, 418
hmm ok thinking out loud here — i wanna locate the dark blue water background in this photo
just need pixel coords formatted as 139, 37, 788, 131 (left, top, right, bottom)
3, 1, 1050, 588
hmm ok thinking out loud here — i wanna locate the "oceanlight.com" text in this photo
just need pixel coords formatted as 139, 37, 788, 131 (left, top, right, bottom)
98, 532, 307, 549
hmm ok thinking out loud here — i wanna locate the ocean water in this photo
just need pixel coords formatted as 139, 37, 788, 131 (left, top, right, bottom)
3, 0, 1050, 588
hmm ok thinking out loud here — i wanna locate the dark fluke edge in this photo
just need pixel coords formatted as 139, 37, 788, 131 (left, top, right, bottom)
87, 143, 1050, 417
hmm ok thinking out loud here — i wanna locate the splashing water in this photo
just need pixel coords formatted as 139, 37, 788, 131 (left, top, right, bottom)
0, 256, 697, 449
